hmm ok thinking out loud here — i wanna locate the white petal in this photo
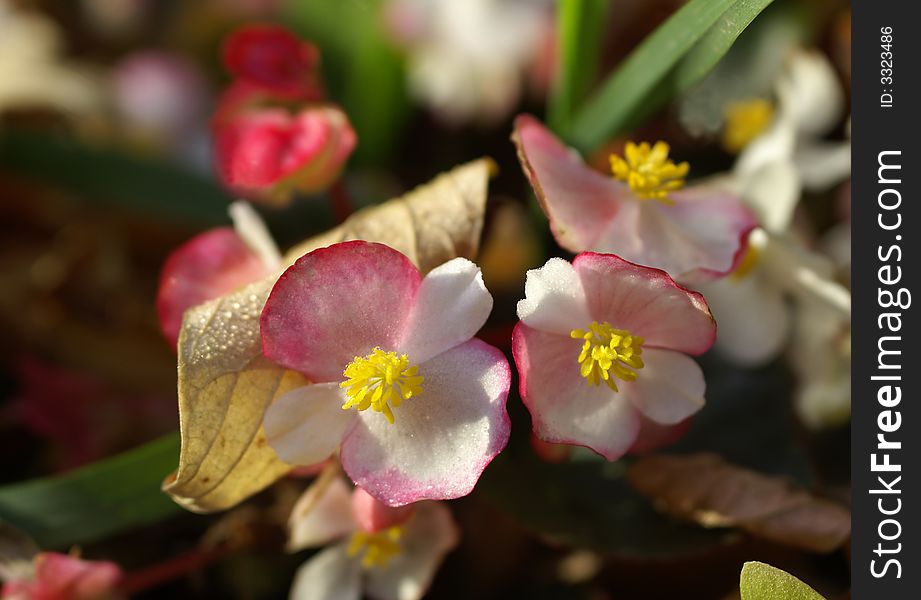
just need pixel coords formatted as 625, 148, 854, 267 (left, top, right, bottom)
288, 474, 356, 551
365, 502, 460, 600
517, 257, 591, 335
229, 200, 282, 271
739, 160, 801, 233
619, 349, 705, 425
340, 340, 511, 506
289, 544, 361, 600
400, 258, 493, 363
795, 141, 851, 192
697, 271, 790, 366
264, 383, 357, 467
776, 50, 845, 138
734, 115, 796, 178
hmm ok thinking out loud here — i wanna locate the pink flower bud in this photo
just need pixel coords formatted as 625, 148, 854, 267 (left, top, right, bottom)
222, 24, 323, 101
2, 553, 122, 600
213, 106, 356, 202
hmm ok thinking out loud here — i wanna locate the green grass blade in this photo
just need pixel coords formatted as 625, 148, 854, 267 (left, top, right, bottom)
568, 0, 773, 151
0, 434, 183, 548
547, 0, 610, 132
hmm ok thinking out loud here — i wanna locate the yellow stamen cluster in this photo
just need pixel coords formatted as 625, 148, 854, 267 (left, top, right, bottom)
341, 348, 423, 424
722, 98, 774, 153
347, 526, 405, 569
610, 141, 689, 203
570, 321, 645, 391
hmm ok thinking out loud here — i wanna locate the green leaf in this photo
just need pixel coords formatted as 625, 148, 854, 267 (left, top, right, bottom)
481, 358, 811, 557
740, 562, 825, 600
567, 0, 774, 151
547, 0, 609, 132
0, 435, 183, 548
0, 129, 232, 225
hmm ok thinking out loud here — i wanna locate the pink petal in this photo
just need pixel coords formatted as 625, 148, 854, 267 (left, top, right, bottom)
399, 258, 493, 364
512, 323, 641, 461
289, 544, 362, 600
222, 24, 324, 101
618, 349, 705, 425
157, 227, 268, 347
351, 487, 415, 534
32, 552, 122, 600
573, 252, 716, 355
512, 115, 624, 252
340, 339, 511, 506
365, 502, 460, 600
516, 257, 591, 336
288, 475, 356, 551
264, 383, 357, 466
261, 241, 422, 382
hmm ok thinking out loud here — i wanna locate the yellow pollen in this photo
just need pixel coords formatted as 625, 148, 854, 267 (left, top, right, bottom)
570, 321, 645, 392
610, 141, 689, 203
722, 98, 774, 153
347, 526, 405, 569
730, 243, 762, 281
340, 348, 423, 424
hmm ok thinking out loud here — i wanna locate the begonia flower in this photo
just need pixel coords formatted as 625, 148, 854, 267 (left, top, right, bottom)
222, 24, 324, 102
512, 116, 755, 281
512, 253, 715, 460
286, 474, 458, 600
1, 552, 123, 600
213, 106, 356, 202
260, 241, 511, 506
157, 201, 281, 346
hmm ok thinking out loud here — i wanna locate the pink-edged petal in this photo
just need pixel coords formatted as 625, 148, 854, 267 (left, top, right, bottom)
512, 115, 626, 252
593, 186, 756, 280
352, 487, 415, 534
288, 475, 356, 551
699, 272, 790, 367
340, 339, 511, 507
156, 227, 268, 347
517, 257, 591, 336
261, 241, 422, 382
365, 502, 460, 600
572, 252, 716, 355
512, 323, 641, 461
289, 544, 361, 600
618, 349, 705, 425
264, 383, 357, 466
399, 258, 493, 364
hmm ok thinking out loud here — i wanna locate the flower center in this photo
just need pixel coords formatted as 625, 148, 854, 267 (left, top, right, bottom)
347, 526, 405, 569
340, 348, 423, 424
609, 141, 689, 203
722, 98, 774, 153
570, 321, 645, 391
730, 243, 762, 281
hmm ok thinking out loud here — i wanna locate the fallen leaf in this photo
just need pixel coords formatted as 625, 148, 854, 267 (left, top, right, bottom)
164, 159, 495, 512
739, 561, 825, 600
627, 453, 850, 553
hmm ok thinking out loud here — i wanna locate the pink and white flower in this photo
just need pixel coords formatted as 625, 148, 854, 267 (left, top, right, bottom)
260, 241, 511, 506
1, 552, 123, 600
286, 474, 458, 600
512, 253, 716, 460
512, 116, 756, 282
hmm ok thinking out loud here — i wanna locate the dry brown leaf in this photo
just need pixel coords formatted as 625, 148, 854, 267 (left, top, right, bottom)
163, 159, 495, 512
627, 453, 850, 553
